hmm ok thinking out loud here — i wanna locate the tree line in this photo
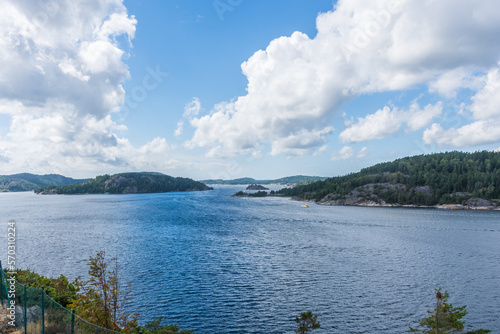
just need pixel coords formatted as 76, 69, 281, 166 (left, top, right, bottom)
278, 151, 500, 205
35, 173, 212, 195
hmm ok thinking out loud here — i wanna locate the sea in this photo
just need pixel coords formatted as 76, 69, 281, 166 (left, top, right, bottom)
0, 186, 499, 333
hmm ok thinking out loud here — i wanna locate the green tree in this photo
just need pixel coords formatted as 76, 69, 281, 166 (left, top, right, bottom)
410, 288, 491, 334
6, 269, 78, 307
295, 311, 320, 334
69, 251, 138, 333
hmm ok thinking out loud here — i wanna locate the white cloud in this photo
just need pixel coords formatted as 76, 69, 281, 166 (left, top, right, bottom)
0, 99, 176, 175
423, 65, 500, 147
183, 97, 202, 117
0, 0, 182, 176
428, 67, 482, 98
357, 147, 368, 158
331, 146, 354, 161
406, 102, 443, 132
186, 0, 500, 157
423, 119, 500, 147
339, 102, 442, 143
340, 106, 404, 143
470, 67, 500, 120
331, 145, 368, 161
174, 120, 184, 137
313, 145, 328, 157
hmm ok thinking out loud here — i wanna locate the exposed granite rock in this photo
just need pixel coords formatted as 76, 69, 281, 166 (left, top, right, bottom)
436, 204, 466, 210
105, 176, 129, 188
307, 182, 499, 210
467, 198, 493, 207
415, 186, 431, 195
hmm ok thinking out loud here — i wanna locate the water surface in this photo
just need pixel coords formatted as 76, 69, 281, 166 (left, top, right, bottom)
0, 187, 499, 333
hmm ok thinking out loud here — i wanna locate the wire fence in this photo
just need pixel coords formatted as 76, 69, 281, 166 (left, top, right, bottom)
0, 262, 123, 334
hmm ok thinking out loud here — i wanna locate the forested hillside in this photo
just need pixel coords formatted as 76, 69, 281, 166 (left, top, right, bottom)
201, 175, 328, 185
278, 151, 500, 207
0, 173, 87, 192
35, 173, 212, 195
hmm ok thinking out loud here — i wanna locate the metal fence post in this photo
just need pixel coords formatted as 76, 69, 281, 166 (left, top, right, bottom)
24, 284, 27, 334
71, 311, 75, 334
41, 286, 45, 334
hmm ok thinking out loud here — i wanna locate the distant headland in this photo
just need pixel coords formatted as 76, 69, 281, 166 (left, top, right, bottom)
234, 151, 500, 211
34, 172, 212, 195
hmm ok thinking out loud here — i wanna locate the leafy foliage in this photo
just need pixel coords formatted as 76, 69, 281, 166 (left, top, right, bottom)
295, 311, 320, 334
279, 151, 500, 205
232, 190, 268, 197
36, 172, 212, 194
410, 288, 491, 334
4, 269, 79, 307
69, 251, 138, 333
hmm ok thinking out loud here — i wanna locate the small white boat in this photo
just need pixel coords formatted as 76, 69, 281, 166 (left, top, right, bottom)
301, 203, 309, 208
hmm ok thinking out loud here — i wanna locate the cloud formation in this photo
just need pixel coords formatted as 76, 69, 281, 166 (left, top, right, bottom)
0, 0, 175, 175
330, 146, 368, 161
186, 0, 500, 157
423, 66, 500, 146
340, 102, 442, 143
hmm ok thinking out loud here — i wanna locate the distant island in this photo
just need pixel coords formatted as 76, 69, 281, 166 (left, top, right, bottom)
200, 175, 328, 186
277, 151, 500, 210
0, 173, 88, 192
246, 184, 269, 190
35, 172, 212, 195
232, 191, 274, 198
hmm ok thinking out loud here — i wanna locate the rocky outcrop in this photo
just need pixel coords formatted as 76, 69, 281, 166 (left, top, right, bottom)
436, 198, 497, 210
104, 176, 129, 189
311, 183, 499, 210
317, 183, 406, 206
246, 184, 269, 190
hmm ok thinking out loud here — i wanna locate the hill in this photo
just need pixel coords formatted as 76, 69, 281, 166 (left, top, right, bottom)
0, 173, 88, 192
201, 175, 328, 186
278, 151, 500, 209
35, 173, 212, 195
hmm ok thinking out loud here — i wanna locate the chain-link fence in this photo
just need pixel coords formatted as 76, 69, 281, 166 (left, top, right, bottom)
1, 262, 123, 334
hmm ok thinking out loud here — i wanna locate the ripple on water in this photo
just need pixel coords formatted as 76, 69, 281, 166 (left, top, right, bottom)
0, 189, 499, 333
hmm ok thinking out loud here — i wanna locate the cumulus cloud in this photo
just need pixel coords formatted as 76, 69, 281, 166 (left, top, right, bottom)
330, 146, 368, 161
183, 97, 202, 117
0, 0, 177, 175
423, 66, 500, 147
174, 120, 184, 137
339, 102, 442, 143
331, 146, 354, 161
357, 146, 368, 158
428, 67, 482, 98
186, 0, 500, 157
330, 146, 368, 162
175, 97, 202, 137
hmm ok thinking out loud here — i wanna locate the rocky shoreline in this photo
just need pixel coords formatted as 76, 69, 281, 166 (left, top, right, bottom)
292, 196, 500, 211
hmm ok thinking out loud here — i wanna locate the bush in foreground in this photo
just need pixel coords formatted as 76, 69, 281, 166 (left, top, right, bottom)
410, 288, 491, 334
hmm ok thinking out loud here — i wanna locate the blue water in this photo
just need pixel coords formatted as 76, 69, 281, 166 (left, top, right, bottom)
1, 187, 499, 333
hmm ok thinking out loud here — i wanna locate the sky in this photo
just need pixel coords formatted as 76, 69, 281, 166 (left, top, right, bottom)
1, 0, 500, 180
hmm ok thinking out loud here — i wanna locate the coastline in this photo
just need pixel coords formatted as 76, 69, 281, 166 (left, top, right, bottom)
290, 197, 500, 211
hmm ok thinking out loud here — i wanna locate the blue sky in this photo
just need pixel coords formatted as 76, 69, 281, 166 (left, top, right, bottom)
1, 0, 500, 180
